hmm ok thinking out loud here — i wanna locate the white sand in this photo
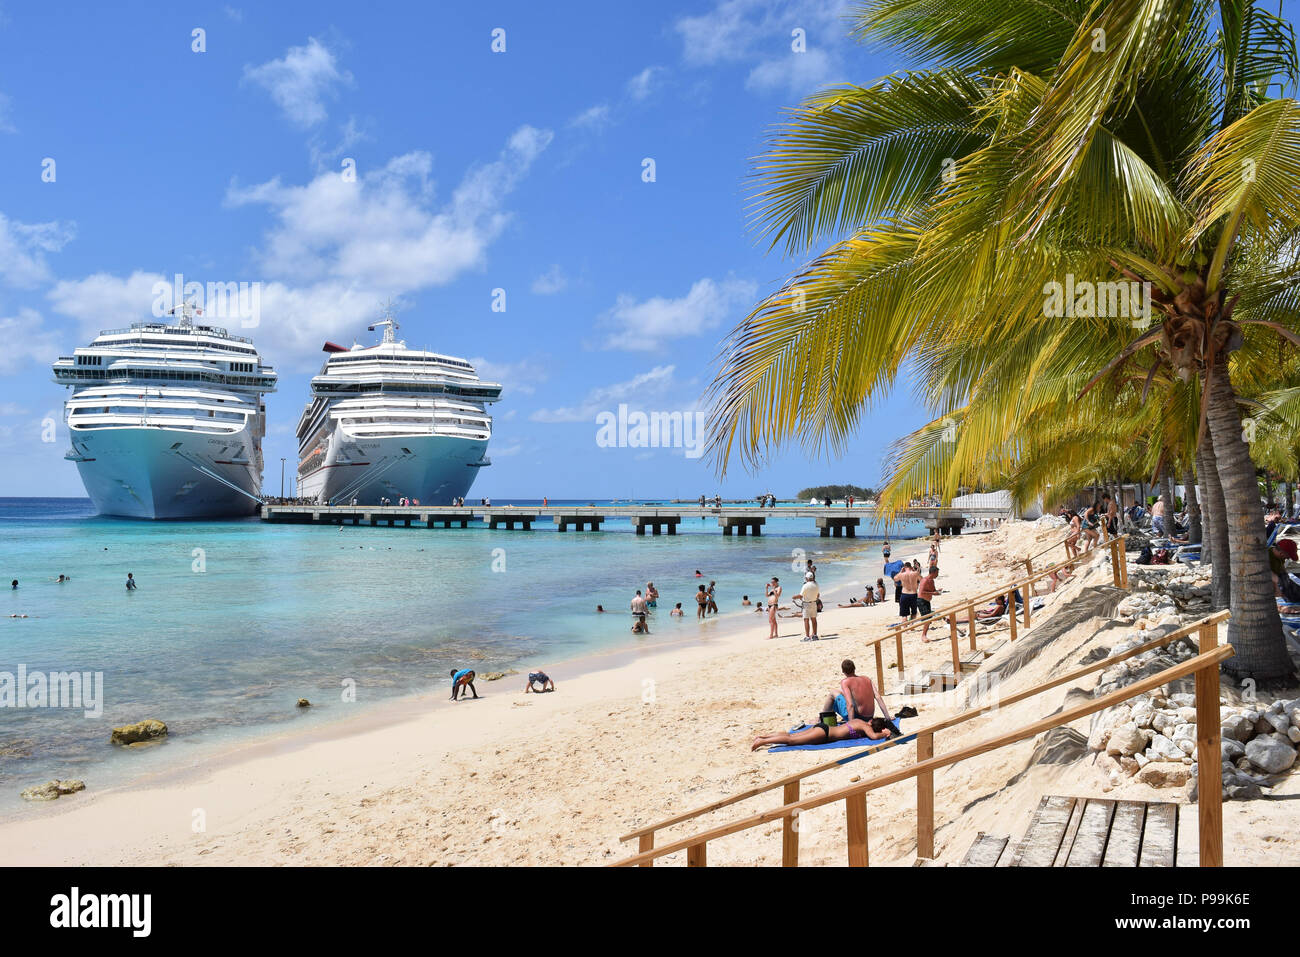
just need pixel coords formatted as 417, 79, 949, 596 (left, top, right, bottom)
0, 523, 1293, 866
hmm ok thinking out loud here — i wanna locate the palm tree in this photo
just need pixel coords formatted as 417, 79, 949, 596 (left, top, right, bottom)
708, 0, 1300, 680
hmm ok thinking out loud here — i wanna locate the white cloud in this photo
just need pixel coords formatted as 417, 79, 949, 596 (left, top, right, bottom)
598, 277, 757, 351
0, 214, 76, 289
530, 264, 568, 295
219, 124, 553, 365
626, 66, 665, 101
675, 0, 851, 96
244, 37, 352, 128
0, 309, 64, 375
569, 104, 611, 130
47, 270, 165, 338
530, 365, 677, 423
746, 46, 839, 95
466, 356, 548, 395
223, 5, 244, 21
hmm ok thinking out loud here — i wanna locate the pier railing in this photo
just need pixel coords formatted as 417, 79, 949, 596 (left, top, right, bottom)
614, 610, 1230, 867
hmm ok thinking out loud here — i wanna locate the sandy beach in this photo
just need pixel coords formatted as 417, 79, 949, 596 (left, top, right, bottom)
1, 522, 1295, 867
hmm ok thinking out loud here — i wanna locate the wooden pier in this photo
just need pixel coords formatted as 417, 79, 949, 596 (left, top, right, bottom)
260, 504, 1012, 535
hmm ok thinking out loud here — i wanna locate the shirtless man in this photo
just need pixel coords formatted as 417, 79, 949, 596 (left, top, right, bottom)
1151, 497, 1167, 536
918, 566, 943, 641
820, 659, 895, 725
895, 561, 921, 621
630, 590, 648, 616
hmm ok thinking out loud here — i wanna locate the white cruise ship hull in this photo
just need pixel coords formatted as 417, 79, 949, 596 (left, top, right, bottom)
300, 433, 488, 506
69, 426, 264, 519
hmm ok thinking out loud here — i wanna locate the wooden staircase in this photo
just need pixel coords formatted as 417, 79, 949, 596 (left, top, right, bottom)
960, 795, 1180, 867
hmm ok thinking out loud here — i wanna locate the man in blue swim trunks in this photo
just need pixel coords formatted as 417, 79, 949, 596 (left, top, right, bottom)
450, 668, 478, 701
523, 670, 555, 693
821, 659, 894, 726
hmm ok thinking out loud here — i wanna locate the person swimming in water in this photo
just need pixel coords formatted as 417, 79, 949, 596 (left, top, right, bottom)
670, 602, 684, 616
125, 573, 137, 591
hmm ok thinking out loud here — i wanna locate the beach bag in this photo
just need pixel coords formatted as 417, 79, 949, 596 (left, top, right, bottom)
819, 711, 839, 728
1137, 545, 1153, 565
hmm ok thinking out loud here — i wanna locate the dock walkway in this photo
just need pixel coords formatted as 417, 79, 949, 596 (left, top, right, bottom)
260, 504, 1012, 536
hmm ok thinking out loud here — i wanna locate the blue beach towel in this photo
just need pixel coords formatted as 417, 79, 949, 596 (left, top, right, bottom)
768, 719, 913, 753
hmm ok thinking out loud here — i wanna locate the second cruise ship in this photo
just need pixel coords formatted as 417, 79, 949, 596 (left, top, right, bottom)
52, 303, 278, 518
296, 310, 501, 505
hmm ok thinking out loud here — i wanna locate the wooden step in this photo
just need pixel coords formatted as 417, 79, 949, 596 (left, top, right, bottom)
961, 832, 1009, 867
989, 796, 1182, 868
959, 649, 986, 672
1008, 795, 1077, 866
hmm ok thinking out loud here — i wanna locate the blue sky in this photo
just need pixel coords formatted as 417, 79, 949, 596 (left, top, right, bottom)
2, 1, 929, 499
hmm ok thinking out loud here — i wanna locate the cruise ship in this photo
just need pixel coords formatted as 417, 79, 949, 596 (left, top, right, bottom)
52, 304, 278, 518
296, 311, 501, 506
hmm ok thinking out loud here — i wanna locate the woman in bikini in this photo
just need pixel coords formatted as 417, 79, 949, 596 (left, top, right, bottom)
751, 716, 897, 751
1065, 511, 1082, 558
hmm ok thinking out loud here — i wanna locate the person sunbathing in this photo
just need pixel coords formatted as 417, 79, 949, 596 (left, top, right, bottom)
838, 589, 877, 607
957, 594, 1008, 634
751, 716, 897, 751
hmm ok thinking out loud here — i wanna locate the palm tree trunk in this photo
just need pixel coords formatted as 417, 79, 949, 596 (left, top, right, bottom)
1205, 362, 1292, 681
1197, 439, 1230, 608
1160, 472, 1175, 518
1184, 468, 1201, 545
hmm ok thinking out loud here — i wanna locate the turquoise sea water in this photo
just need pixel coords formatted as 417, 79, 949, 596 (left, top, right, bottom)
0, 497, 927, 809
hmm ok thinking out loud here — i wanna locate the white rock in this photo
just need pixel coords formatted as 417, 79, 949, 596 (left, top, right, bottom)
1108, 723, 1152, 757
1246, 734, 1298, 774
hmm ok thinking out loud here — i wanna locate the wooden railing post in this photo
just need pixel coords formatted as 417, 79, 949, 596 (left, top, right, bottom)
783, 783, 800, 866
1007, 589, 1018, 641
846, 793, 869, 867
948, 612, 958, 650
949, 629, 961, 676
687, 841, 707, 867
874, 641, 885, 690
1022, 581, 1032, 628
894, 631, 904, 677
1110, 538, 1122, 587
1195, 623, 1223, 867
916, 731, 935, 860
638, 833, 654, 867
1119, 541, 1129, 588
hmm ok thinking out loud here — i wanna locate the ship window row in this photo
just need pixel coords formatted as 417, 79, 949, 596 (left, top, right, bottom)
328, 354, 473, 370
57, 368, 274, 387
71, 406, 246, 420
75, 355, 105, 366
314, 383, 497, 398
96, 337, 258, 354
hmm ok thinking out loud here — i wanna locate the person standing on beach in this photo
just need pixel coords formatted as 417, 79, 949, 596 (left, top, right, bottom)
766, 576, 782, 609
800, 572, 820, 639
450, 668, 478, 700
695, 585, 708, 619
883, 557, 904, 608
895, 562, 920, 621
919, 566, 943, 641
766, 593, 779, 639
706, 581, 718, 615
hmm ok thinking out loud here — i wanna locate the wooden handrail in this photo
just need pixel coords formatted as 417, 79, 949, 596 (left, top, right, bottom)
616, 609, 1229, 866
613, 639, 1231, 866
